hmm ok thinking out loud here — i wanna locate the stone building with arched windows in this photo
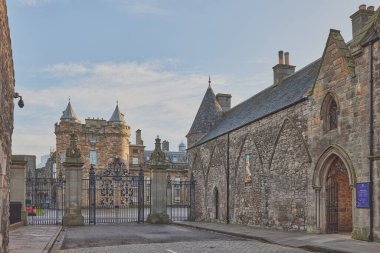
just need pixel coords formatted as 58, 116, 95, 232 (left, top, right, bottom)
187, 5, 380, 242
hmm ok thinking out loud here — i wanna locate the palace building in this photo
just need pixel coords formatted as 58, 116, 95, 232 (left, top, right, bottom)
55, 102, 131, 177
55, 102, 188, 181
187, 5, 380, 241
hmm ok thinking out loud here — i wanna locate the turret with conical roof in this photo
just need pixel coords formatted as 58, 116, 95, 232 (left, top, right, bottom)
109, 103, 126, 124
186, 77, 223, 148
55, 101, 131, 178
60, 100, 81, 123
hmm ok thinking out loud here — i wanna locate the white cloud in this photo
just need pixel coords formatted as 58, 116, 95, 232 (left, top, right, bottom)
13, 59, 271, 160
41, 63, 89, 77
110, 0, 172, 15
17, 0, 53, 6
13, 60, 226, 159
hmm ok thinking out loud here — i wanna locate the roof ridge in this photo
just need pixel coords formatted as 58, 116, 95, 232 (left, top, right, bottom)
222, 58, 322, 118
192, 59, 321, 147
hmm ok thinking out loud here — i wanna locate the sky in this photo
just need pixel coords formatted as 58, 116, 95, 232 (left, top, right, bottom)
7, 0, 380, 165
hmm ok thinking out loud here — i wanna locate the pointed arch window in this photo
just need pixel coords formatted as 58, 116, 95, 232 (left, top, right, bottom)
329, 99, 338, 130
322, 93, 339, 132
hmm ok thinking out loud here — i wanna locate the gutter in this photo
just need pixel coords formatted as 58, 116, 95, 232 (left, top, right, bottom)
226, 132, 230, 224
369, 41, 374, 242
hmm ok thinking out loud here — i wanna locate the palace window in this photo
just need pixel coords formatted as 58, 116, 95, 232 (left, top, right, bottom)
52, 164, 57, 179
132, 157, 139, 165
89, 150, 97, 165
89, 136, 97, 145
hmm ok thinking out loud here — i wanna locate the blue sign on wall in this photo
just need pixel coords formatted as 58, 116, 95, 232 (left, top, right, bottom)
356, 182, 370, 208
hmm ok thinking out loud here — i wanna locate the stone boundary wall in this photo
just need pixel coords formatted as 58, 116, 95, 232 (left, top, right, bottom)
0, 0, 15, 251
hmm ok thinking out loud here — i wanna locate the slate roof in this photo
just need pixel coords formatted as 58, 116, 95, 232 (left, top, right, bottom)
193, 59, 321, 147
60, 101, 80, 123
109, 105, 126, 123
187, 86, 223, 136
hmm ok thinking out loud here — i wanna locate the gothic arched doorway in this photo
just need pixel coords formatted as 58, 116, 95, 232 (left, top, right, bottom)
313, 146, 355, 234
325, 157, 352, 233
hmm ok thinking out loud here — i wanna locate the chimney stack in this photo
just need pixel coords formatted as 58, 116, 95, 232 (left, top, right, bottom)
136, 129, 143, 145
216, 93, 232, 112
350, 4, 375, 39
273, 50, 295, 85
162, 140, 169, 152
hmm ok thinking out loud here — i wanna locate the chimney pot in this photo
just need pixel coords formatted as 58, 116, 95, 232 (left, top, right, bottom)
278, 50, 284, 64
285, 52, 290, 65
351, 5, 375, 39
162, 140, 169, 151
273, 51, 295, 85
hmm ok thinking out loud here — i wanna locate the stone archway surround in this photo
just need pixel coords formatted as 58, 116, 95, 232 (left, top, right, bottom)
312, 145, 355, 233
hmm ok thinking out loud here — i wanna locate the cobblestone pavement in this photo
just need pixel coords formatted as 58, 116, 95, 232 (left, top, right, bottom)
59, 224, 310, 253
62, 240, 310, 253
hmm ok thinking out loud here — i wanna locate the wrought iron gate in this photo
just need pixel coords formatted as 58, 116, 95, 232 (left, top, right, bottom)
326, 181, 339, 233
166, 176, 195, 221
26, 174, 65, 225
82, 159, 151, 224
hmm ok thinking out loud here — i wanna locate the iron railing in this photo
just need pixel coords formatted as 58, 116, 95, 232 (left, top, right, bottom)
167, 176, 196, 221
82, 165, 151, 224
25, 174, 65, 225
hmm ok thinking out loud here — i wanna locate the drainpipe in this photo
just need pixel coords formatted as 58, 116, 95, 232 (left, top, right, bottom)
226, 133, 230, 224
368, 41, 374, 242
362, 34, 378, 241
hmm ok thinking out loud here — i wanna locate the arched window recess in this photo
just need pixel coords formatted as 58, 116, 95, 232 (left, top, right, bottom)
321, 93, 339, 132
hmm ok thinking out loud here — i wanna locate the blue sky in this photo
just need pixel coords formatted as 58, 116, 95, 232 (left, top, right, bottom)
8, 0, 379, 164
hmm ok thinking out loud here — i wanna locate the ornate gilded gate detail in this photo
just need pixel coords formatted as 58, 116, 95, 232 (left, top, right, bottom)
84, 157, 151, 224
99, 180, 114, 206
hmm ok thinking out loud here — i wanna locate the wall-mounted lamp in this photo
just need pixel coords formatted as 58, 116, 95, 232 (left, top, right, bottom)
14, 92, 24, 108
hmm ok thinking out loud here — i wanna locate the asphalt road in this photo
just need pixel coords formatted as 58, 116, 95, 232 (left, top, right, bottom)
60, 224, 310, 253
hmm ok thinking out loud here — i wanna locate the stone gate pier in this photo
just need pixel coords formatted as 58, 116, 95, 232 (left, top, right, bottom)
147, 136, 170, 224
62, 133, 84, 226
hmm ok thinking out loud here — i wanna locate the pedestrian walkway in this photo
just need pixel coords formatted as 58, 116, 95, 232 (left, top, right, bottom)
175, 221, 379, 253
9, 225, 62, 253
